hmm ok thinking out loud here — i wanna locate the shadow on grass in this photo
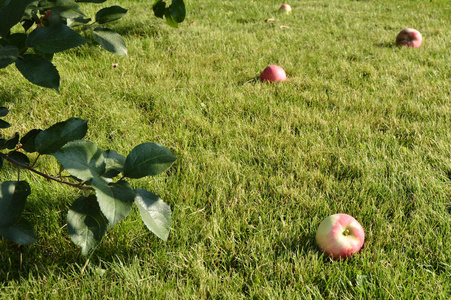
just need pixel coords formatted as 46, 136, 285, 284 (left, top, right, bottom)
376, 42, 397, 48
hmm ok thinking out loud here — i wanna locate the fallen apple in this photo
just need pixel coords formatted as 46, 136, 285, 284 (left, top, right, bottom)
396, 28, 422, 48
316, 213, 365, 259
260, 65, 287, 82
279, 4, 292, 14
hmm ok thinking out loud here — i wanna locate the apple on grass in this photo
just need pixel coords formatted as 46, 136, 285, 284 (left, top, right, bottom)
279, 4, 292, 14
316, 213, 365, 259
260, 65, 287, 83
396, 28, 422, 48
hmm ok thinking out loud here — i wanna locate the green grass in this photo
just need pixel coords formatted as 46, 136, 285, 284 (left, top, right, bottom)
1, 0, 451, 298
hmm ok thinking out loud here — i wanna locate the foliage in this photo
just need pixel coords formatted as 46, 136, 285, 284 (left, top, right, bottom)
0, 0, 186, 91
0, 108, 177, 256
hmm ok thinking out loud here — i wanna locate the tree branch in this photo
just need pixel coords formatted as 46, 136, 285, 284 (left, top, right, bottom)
0, 152, 94, 191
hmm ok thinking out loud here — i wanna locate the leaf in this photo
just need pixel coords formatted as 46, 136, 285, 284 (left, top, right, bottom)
0, 0, 36, 36
66, 16, 91, 27
15, 54, 60, 91
0, 217, 37, 245
19, 129, 42, 153
0, 119, 11, 128
0, 181, 31, 228
67, 195, 108, 256
93, 27, 127, 56
2, 33, 27, 50
134, 189, 171, 241
92, 178, 135, 226
102, 149, 125, 178
95, 6, 128, 24
0, 45, 18, 69
25, 24, 87, 53
164, 10, 178, 28
0, 107, 8, 117
8, 151, 30, 166
123, 143, 177, 179
35, 117, 88, 154
168, 0, 185, 23
152, 0, 165, 19
5, 132, 19, 149
52, 140, 105, 181
45, 0, 85, 19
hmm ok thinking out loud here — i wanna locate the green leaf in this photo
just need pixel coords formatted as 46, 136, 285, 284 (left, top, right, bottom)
0, 119, 10, 129
0, 45, 18, 69
92, 178, 135, 226
2, 33, 27, 50
95, 6, 128, 24
35, 117, 88, 154
0, 217, 37, 245
134, 189, 171, 241
25, 24, 87, 53
168, 0, 185, 23
153, 0, 165, 19
67, 195, 108, 256
0, 181, 31, 228
45, 0, 85, 19
66, 16, 91, 27
93, 27, 127, 56
0, 107, 8, 117
0, 0, 35, 36
8, 151, 30, 166
52, 140, 105, 181
164, 10, 178, 28
20, 129, 42, 153
5, 132, 19, 149
15, 54, 60, 91
102, 149, 125, 178
123, 143, 177, 179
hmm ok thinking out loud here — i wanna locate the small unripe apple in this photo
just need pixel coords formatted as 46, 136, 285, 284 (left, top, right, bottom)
316, 213, 365, 259
396, 28, 422, 48
279, 4, 292, 14
260, 65, 287, 83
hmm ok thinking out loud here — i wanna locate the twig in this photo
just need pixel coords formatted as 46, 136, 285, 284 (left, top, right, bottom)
0, 152, 94, 191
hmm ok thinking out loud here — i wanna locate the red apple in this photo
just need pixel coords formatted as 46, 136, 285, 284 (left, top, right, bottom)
279, 4, 292, 14
396, 28, 422, 48
260, 65, 287, 83
316, 213, 365, 259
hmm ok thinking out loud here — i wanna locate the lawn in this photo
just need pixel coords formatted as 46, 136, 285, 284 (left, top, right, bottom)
1, 0, 450, 298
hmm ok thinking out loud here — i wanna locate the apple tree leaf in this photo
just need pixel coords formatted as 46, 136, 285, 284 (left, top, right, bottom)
0, 217, 37, 245
123, 143, 177, 179
35, 117, 88, 154
67, 195, 108, 256
52, 140, 105, 181
0, 181, 31, 228
92, 178, 135, 226
134, 189, 171, 241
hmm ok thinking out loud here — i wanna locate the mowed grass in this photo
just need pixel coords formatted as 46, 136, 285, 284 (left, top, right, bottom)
1, 0, 451, 298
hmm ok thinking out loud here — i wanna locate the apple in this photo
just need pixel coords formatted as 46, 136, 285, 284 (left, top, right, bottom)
279, 4, 292, 14
260, 65, 287, 83
316, 213, 365, 259
396, 28, 422, 48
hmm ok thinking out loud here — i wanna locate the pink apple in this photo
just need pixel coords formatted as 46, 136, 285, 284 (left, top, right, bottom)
316, 213, 365, 259
260, 65, 287, 82
279, 4, 292, 14
396, 28, 422, 48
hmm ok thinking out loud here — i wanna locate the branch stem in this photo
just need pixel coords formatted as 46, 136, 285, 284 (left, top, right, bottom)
0, 152, 94, 191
